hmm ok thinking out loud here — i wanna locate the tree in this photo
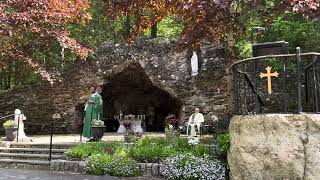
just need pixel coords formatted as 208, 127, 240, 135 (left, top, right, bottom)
0, 0, 93, 84
104, 0, 319, 64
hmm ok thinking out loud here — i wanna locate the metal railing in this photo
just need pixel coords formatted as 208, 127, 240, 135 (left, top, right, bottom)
231, 48, 320, 115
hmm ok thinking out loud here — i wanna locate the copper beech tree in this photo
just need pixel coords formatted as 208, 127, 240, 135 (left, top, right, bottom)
0, 0, 92, 84
104, 0, 319, 64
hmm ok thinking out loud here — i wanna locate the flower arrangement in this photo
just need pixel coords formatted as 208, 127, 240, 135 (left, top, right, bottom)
3, 120, 17, 128
165, 114, 179, 130
160, 154, 225, 180
91, 119, 105, 127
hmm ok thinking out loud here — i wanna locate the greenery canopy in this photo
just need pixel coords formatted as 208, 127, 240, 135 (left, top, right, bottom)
0, 0, 319, 87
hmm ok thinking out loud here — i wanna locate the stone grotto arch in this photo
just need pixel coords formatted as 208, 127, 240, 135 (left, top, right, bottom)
101, 62, 183, 132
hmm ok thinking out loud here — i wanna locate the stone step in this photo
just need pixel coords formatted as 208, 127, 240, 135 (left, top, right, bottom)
0, 148, 68, 155
9, 142, 77, 149
0, 153, 64, 160
0, 159, 50, 170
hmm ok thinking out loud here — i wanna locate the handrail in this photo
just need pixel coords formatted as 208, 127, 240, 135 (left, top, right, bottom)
231, 52, 320, 68
237, 70, 264, 106
0, 114, 15, 120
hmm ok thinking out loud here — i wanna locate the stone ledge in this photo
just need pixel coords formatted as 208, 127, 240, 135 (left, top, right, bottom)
50, 160, 163, 177
50, 160, 87, 174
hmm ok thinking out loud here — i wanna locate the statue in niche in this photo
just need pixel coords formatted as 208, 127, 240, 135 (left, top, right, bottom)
187, 49, 203, 76
190, 51, 199, 76
13, 109, 33, 142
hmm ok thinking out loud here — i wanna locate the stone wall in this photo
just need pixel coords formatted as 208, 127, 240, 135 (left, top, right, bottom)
228, 114, 320, 180
0, 39, 228, 134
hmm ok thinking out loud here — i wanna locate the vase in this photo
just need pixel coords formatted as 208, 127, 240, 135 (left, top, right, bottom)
5, 127, 17, 141
91, 126, 105, 140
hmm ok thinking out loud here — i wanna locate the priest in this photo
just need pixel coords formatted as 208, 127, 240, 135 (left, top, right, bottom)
187, 108, 204, 136
82, 86, 103, 140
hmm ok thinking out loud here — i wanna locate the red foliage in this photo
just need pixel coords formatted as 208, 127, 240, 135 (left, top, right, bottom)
0, 0, 92, 84
104, 0, 319, 49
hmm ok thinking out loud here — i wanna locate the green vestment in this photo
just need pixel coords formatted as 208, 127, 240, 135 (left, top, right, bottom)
82, 93, 103, 138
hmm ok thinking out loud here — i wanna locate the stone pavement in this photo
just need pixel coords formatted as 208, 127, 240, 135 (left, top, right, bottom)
23, 132, 167, 144
0, 168, 164, 180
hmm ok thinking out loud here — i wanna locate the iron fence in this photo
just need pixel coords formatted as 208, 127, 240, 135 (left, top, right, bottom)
231, 48, 320, 115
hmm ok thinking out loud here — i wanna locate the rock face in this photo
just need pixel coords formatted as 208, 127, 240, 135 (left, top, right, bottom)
0, 39, 228, 134
228, 114, 320, 180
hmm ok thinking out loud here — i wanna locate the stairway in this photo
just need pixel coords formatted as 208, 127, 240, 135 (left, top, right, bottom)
0, 143, 76, 170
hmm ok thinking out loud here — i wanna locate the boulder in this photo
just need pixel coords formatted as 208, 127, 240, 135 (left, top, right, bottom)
228, 113, 320, 180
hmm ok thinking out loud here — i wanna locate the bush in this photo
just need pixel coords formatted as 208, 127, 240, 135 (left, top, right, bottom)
66, 142, 116, 160
87, 154, 112, 175
127, 137, 211, 163
87, 154, 140, 177
192, 144, 209, 157
160, 154, 225, 180
104, 156, 140, 177
216, 133, 230, 155
128, 144, 178, 163
137, 137, 168, 146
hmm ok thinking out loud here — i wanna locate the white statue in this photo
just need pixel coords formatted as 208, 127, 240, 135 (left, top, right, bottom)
190, 51, 199, 76
13, 109, 33, 142
186, 108, 204, 137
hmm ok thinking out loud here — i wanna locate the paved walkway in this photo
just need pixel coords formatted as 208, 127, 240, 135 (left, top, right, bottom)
17, 132, 167, 144
0, 168, 163, 180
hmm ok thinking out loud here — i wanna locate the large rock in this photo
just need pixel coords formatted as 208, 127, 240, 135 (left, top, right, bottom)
228, 114, 320, 180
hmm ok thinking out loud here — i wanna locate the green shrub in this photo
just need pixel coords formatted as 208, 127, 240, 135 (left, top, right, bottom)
87, 154, 112, 175
87, 154, 140, 177
173, 137, 192, 150
216, 133, 230, 154
104, 156, 140, 177
192, 144, 209, 157
66, 142, 116, 160
137, 136, 167, 146
128, 144, 178, 163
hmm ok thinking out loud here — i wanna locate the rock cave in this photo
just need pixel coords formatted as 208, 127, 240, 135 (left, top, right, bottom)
101, 63, 183, 132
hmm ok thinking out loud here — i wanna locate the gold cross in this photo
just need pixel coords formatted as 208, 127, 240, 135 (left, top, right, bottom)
259, 66, 279, 95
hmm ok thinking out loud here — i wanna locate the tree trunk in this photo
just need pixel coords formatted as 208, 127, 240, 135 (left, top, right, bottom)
124, 16, 131, 38
151, 24, 158, 39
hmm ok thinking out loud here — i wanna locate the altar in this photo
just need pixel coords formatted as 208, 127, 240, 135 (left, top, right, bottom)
114, 114, 145, 133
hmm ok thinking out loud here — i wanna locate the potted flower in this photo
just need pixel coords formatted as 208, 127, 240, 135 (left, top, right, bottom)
3, 120, 18, 141
91, 119, 105, 140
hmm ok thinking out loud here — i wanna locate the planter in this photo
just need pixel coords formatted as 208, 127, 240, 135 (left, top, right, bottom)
165, 129, 180, 143
91, 126, 105, 140
4, 127, 17, 141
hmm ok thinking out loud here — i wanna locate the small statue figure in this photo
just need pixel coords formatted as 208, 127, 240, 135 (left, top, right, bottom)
14, 109, 33, 142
